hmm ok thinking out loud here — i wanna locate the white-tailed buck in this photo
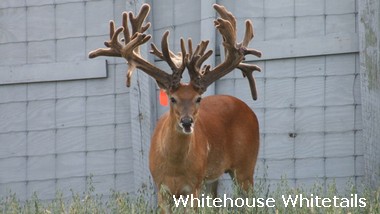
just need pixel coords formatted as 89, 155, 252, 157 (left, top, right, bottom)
89, 3, 262, 212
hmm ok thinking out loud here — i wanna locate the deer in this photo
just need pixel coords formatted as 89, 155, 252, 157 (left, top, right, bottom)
89, 3, 262, 212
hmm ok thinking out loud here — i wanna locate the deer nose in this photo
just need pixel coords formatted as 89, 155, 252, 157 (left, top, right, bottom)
180, 117, 193, 127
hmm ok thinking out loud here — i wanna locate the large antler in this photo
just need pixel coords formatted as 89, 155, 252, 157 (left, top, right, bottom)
89, 4, 262, 100
88, 4, 185, 91
188, 4, 262, 100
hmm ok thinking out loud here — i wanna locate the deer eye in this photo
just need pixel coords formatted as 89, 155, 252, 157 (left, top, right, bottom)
170, 97, 177, 104
195, 97, 202, 103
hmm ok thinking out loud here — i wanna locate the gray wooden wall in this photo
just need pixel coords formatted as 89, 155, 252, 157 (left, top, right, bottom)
0, 0, 144, 201
0, 0, 377, 202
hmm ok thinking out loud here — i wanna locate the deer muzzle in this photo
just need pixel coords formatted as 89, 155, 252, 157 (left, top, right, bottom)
179, 116, 194, 134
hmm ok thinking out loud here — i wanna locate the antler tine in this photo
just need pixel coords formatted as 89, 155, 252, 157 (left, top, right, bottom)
128, 4, 151, 35
120, 12, 133, 86
196, 51, 213, 73
179, 38, 188, 70
89, 21, 123, 58
215, 18, 237, 49
175, 38, 187, 85
242, 20, 253, 47
150, 36, 187, 64
188, 39, 193, 57
186, 39, 213, 89
241, 20, 262, 57
213, 4, 236, 35
121, 12, 131, 44
189, 40, 213, 74
150, 31, 188, 90
150, 43, 164, 60
237, 63, 261, 100
149, 31, 187, 90
213, 4, 237, 49
161, 31, 187, 89
161, 31, 180, 71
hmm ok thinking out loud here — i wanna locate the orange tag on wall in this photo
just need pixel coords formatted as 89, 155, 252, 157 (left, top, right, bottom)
159, 89, 168, 106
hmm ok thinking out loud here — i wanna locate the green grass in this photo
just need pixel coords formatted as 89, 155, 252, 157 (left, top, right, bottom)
1, 177, 379, 214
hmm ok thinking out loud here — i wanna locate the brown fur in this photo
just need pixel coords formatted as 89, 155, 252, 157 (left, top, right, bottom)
149, 84, 260, 212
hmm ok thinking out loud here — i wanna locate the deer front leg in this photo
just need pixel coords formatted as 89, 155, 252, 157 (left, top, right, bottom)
157, 192, 170, 214
205, 180, 219, 198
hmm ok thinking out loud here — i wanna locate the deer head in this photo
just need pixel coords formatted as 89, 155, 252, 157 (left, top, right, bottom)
89, 4, 262, 134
